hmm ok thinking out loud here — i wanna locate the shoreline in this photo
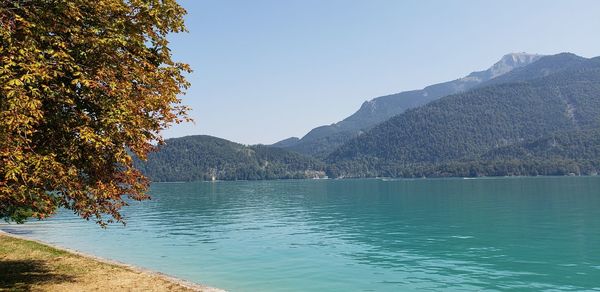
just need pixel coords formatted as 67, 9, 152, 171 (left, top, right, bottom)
153, 174, 600, 183
0, 229, 225, 292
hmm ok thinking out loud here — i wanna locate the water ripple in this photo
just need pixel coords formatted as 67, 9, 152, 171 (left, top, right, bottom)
2, 177, 600, 291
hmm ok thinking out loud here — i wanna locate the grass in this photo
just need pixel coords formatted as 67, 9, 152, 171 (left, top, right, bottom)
0, 233, 219, 292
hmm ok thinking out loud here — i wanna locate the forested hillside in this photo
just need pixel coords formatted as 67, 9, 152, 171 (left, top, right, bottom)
326, 56, 600, 178
275, 53, 542, 158
136, 135, 326, 181
332, 129, 600, 178
482, 129, 600, 161
138, 54, 600, 182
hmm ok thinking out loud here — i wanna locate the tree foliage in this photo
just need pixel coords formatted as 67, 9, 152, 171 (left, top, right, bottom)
0, 0, 190, 225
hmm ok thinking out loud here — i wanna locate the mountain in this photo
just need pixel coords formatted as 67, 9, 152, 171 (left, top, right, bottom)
274, 53, 543, 158
326, 54, 600, 178
480, 53, 588, 87
137, 53, 600, 182
404, 129, 600, 178
481, 129, 600, 162
136, 135, 326, 182
271, 137, 300, 148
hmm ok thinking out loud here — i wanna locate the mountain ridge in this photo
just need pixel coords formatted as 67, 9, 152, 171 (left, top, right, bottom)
274, 52, 543, 158
137, 53, 600, 181
326, 53, 600, 178
136, 135, 326, 181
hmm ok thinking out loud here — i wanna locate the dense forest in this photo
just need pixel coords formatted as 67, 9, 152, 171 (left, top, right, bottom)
135, 135, 326, 181
273, 53, 542, 158
326, 130, 600, 178
138, 54, 600, 182
326, 55, 600, 178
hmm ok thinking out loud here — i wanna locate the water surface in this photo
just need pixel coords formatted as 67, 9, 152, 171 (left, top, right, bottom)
2, 177, 600, 291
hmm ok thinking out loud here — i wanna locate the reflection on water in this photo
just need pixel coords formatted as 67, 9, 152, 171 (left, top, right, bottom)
2, 177, 600, 291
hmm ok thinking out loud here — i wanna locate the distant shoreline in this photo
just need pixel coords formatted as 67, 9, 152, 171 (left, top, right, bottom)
150, 174, 600, 184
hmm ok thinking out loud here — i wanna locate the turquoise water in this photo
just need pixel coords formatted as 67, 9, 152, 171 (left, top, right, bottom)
2, 177, 600, 291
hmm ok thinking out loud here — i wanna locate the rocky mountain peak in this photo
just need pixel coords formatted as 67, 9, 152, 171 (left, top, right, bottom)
464, 52, 544, 82
488, 52, 544, 78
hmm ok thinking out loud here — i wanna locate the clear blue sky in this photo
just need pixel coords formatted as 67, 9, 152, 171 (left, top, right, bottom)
164, 0, 600, 145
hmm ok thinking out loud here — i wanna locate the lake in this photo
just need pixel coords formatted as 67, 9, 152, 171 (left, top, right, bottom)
2, 177, 600, 291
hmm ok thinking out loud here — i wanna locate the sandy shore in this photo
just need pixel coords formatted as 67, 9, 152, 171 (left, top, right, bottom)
0, 230, 225, 292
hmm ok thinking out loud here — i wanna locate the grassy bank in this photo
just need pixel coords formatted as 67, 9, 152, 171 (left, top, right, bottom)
0, 233, 221, 291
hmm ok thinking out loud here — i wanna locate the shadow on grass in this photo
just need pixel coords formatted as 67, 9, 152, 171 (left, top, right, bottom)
0, 259, 75, 290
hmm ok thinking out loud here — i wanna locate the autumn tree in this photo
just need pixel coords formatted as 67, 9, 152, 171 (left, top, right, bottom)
0, 0, 190, 225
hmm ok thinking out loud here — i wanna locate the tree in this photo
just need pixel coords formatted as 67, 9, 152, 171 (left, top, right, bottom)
0, 0, 190, 226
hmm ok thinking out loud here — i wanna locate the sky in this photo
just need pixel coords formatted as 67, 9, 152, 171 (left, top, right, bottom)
164, 0, 600, 145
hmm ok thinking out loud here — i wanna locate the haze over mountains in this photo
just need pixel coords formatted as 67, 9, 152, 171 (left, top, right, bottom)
138, 52, 600, 181
328, 53, 600, 177
272, 53, 543, 158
